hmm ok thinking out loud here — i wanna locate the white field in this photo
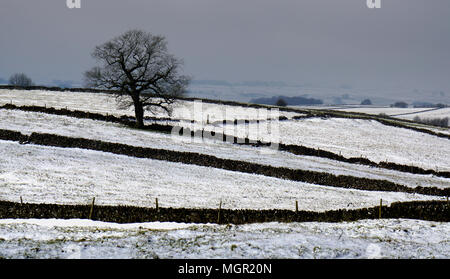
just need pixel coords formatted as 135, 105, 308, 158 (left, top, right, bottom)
402, 122, 450, 136
298, 106, 450, 134
332, 107, 434, 116
0, 140, 441, 211
396, 107, 450, 121
0, 89, 300, 121
3, 89, 448, 171
332, 106, 450, 124
0, 109, 448, 189
1, 89, 449, 260
0, 218, 448, 259
327, 106, 450, 118
202, 118, 450, 171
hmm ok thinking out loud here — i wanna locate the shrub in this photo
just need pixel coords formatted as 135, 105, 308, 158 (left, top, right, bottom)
276, 98, 287, 107
361, 99, 372, 105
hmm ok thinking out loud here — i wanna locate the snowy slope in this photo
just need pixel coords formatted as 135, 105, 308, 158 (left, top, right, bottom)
0, 140, 441, 211
0, 109, 448, 189
333, 106, 450, 121
0, 89, 299, 120
0, 218, 448, 259
206, 118, 450, 171
1, 89, 448, 260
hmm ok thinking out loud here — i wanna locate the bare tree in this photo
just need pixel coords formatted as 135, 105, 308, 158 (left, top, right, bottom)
84, 29, 190, 128
9, 73, 34, 86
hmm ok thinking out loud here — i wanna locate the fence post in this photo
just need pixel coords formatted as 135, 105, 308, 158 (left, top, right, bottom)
89, 197, 95, 220
379, 199, 382, 219
217, 199, 222, 224
295, 200, 298, 214
155, 198, 159, 211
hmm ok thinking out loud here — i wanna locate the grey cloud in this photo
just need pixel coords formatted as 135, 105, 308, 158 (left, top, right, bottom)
0, 0, 449, 94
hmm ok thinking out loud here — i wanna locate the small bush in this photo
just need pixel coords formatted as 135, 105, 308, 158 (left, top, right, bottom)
361, 99, 372, 105
276, 98, 287, 107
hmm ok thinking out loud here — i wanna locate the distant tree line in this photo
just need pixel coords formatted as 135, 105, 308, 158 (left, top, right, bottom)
412, 102, 448, 108
391, 101, 409, 108
251, 95, 323, 106
413, 116, 449, 127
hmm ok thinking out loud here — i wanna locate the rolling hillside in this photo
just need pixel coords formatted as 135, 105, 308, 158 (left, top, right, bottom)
0, 87, 448, 258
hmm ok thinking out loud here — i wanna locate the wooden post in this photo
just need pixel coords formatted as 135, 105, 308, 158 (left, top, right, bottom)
155, 198, 159, 211
295, 200, 298, 214
89, 197, 95, 220
379, 199, 382, 219
217, 199, 222, 224
20, 196, 23, 205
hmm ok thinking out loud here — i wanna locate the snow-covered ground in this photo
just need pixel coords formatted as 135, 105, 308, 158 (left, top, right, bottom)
1, 109, 448, 189
1, 140, 441, 211
203, 117, 450, 171
0, 218, 448, 259
402, 122, 450, 136
309, 105, 449, 119
331, 107, 435, 116
396, 107, 450, 121
331, 106, 450, 125
1, 89, 448, 259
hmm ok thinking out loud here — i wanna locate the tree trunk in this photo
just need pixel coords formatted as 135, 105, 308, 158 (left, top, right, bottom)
133, 99, 145, 128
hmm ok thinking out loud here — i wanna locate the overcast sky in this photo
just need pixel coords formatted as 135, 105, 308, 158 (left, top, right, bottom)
1, 0, 449, 92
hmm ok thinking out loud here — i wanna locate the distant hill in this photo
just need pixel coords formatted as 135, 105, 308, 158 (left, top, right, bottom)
251, 95, 323, 106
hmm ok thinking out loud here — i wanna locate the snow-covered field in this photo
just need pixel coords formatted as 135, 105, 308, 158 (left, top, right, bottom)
332, 107, 434, 116
1, 89, 449, 259
1, 140, 441, 211
397, 107, 450, 121
0, 218, 448, 259
332, 106, 450, 123
0, 89, 299, 121
1, 109, 448, 189
205, 118, 450, 171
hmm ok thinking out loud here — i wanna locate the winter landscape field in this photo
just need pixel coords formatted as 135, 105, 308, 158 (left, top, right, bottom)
0, 88, 449, 259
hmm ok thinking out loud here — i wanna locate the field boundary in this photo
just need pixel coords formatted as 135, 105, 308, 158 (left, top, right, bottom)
0, 200, 448, 224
